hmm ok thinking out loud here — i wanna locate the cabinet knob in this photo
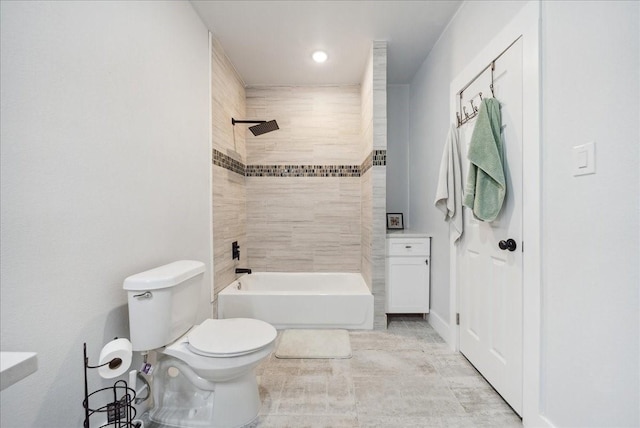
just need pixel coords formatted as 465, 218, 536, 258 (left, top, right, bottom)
405, 245, 412, 248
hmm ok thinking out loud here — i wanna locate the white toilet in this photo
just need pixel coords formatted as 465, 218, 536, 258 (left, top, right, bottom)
123, 260, 277, 428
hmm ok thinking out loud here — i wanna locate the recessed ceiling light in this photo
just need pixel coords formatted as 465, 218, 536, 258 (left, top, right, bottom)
312, 50, 328, 63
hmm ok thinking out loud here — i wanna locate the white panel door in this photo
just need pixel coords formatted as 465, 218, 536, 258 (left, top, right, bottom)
457, 38, 523, 415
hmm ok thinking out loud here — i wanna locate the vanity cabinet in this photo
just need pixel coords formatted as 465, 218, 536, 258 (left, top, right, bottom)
385, 234, 431, 314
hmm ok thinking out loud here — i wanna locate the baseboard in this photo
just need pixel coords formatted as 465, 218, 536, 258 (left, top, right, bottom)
524, 413, 554, 428
427, 310, 450, 345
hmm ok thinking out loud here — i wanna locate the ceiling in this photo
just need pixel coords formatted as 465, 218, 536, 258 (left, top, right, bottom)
190, 1, 462, 86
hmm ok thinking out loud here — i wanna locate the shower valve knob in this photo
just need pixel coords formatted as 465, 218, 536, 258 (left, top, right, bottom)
498, 239, 517, 252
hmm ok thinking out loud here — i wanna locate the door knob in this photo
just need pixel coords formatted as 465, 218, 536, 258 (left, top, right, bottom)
498, 239, 517, 252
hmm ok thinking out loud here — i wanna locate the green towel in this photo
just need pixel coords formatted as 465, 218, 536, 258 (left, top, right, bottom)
463, 98, 506, 221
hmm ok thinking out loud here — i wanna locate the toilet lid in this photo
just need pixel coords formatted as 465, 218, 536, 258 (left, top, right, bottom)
187, 318, 277, 357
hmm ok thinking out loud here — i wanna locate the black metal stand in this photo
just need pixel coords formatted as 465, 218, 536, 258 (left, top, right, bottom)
83, 343, 138, 428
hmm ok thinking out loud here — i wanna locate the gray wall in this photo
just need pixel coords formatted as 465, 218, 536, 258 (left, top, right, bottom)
0, 2, 212, 426
407, 0, 527, 326
407, 0, 639, 425
386, 84, 410, 218
540, 1, 638, 425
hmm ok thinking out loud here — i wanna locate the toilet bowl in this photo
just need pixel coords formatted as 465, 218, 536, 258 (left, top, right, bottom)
164, 318, 277, 381
123, 261, 277, 428
151, 319, 277, 428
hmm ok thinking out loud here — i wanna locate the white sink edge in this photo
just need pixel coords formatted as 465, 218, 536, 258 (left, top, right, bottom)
0, 352, 38, 391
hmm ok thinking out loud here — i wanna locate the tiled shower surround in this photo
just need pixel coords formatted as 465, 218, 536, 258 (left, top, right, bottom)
362, 42, 388, 329
244, 84, 363, 276
247, 177, 362, 272
212, 148, 386, 273
211, 37, 247, 299
212, 38, 387, 327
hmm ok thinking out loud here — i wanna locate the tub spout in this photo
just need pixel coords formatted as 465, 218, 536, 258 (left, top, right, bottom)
235, 268, 252, 274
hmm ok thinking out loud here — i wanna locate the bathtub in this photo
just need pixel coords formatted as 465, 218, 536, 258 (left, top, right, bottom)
217, 272, 373, 329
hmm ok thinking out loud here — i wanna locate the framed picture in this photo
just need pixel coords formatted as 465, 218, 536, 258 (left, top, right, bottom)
386, 213, 404, 230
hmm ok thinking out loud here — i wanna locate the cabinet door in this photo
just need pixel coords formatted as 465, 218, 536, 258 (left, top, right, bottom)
387, 257, 430, 313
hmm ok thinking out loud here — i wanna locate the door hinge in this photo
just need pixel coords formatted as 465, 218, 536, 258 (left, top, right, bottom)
456, 313, 460, 325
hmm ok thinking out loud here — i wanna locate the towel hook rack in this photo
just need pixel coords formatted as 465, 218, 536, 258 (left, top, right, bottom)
456, 91, 483, 127
455, 36, 521, 128
490, 61, 496, 97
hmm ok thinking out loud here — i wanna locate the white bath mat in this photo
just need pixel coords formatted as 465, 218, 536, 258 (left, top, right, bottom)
275, 329, 352, 359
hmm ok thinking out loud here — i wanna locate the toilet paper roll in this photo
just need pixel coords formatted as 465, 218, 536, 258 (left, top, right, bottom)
98, 338, 132, 379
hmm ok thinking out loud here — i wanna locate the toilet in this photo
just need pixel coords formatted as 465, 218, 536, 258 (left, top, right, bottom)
123, 260, 277, 428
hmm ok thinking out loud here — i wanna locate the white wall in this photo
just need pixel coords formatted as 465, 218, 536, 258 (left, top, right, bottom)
408, 1, 527, 324
386, 84, 410, 217
540, 1, 639, 426
0, 2, 211, 427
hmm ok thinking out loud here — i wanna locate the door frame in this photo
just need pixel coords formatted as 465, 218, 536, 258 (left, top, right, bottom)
447, 1, 546, 426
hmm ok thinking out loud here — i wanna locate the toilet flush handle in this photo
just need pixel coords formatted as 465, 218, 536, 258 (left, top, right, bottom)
133, 291, 152, 299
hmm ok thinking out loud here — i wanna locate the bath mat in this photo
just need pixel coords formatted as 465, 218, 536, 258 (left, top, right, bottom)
275, 329, 352, 359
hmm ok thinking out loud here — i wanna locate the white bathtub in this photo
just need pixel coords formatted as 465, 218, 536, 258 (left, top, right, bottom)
217, 272, 373, 329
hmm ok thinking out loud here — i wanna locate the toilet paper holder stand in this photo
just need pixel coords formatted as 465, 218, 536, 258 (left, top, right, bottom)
82, 342, 139, 428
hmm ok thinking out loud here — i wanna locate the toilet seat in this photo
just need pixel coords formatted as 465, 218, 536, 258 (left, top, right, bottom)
187, 318, 277, 357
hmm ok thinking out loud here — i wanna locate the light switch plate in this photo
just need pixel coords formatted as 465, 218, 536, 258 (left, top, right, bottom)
572, 142, 595, 176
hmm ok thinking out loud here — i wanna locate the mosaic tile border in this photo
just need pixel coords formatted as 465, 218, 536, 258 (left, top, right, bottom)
213, 149, 245, 176
246, 165, 360, 177
373, 150, 387, 166
360, 149, 386, 175
213, 148, 386, 177
361, 151, 373, 175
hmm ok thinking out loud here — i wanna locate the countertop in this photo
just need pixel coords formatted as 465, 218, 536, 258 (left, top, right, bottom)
386, 229, 431, 239
1, 352, 38, 390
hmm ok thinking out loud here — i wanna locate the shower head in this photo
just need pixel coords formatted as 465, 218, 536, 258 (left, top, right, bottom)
231, 118, 280, 136
248, 120, 279, 136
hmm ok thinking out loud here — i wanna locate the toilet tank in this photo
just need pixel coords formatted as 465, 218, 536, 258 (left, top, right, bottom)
123, 260, 205, 351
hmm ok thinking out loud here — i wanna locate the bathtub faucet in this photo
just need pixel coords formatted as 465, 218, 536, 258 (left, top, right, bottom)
235, 268, 252, 274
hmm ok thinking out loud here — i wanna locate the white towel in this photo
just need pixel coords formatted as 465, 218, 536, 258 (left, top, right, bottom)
434, 124, 464, 242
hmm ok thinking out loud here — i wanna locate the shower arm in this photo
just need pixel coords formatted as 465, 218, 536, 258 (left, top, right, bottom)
231, 119, 266, 125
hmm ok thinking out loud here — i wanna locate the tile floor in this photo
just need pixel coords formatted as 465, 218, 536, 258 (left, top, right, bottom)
248, 316, 522, 427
